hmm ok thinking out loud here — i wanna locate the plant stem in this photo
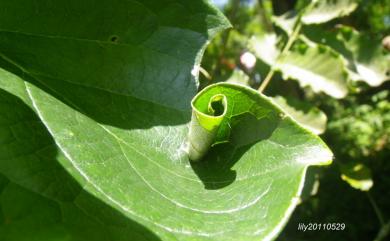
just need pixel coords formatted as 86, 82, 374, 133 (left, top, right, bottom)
258, 68, 275, 93
258, 21, 302, 93
374, 221, 390, 241
199, 66, 211, 80
367, 192, 390, 241
367, 191, 385, 226
281, 21, 302, 55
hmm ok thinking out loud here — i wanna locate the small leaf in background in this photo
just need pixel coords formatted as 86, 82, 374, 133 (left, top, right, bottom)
272, 11, 298, 36
276, 43, 349, 98
340, 162, 373, 191
302, 0, 358, 25
270, 96, 327, 135
302, 25, 390, 87
249, 33, 280, 66
226, 68, 251, 86
337, 26, 390, 86
272, 0, 358, 36
250, 35, 349, 98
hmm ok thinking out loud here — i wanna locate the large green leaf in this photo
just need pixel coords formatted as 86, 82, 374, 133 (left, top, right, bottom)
0, 69, 81, 201
0, 0, 230, 110
1, 66, 334, 240
0, 70, 163, 241
0, 174, 163, 241
25, 78, 332, 240
0, 0, 333, 240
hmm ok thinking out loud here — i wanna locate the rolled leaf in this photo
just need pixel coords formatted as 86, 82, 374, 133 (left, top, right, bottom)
189, 94, 227, 161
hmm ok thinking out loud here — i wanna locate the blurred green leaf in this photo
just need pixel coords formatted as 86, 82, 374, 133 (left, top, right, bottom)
226, 68, 251, 86
340, 162, 373, 191
337, 26, 390, 86
276, 43, 349, 98
272, 0, 358, 36
272, 11, 298, 36
302, 0, 358, 25
249, 33, 279, 66
270, 96, 327, 135
251, 34, 349, 98
304, 25, 390, 87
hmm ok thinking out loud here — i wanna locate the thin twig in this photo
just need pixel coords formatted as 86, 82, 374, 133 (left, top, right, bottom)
374, 221, 390, 241
258, 69, 275, 92
257, 20, 302, 93
367, 191, 385, 226
199, 66, 211, 80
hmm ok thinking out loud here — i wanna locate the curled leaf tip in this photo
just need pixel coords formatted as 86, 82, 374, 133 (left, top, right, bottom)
188, 92, 227, 161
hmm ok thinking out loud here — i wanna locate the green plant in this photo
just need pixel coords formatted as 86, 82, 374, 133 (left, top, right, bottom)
0, 0, 389, 241
201, 0, 390, 240
245, 0, 389, 193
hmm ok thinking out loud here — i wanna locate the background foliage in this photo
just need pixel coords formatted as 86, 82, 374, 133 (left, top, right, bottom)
205, 0, 390, 240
